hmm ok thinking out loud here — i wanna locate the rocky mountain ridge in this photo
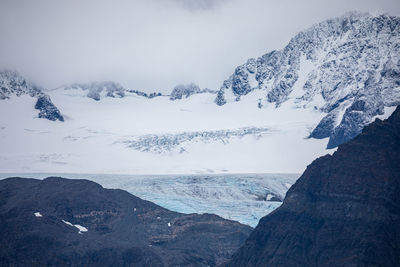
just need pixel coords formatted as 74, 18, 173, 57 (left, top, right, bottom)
169, 83, 217, 100
0, 70, 64, 121
216, 12, 400, 148
223, 106, 400, 266
61, 81, 163, 101
2, 12, 399, 148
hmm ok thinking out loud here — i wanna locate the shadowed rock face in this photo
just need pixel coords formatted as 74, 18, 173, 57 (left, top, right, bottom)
0, 177, 252, 266
224, 106, 400, 267
35, 95, 64, 121
0, 70, 64, 122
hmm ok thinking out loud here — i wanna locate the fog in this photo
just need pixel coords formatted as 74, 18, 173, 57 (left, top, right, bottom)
0, 0, 399, 92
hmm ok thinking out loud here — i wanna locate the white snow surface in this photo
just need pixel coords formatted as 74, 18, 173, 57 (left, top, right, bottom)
74, 224, 88, 233
62, 220, 73, 226
0, 12, 399, 174
62, 219, 88, 233
0, 88, 334, 174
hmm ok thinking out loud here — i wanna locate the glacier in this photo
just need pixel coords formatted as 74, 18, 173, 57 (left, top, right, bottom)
122, 127, 269, 154
0, 173, 298, 227
0, 90, 332, 174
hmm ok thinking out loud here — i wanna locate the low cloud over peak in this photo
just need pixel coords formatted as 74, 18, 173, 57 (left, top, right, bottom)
0, 0, 399, 93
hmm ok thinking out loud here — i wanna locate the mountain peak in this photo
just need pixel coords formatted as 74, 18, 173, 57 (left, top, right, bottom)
169, 83, 216, 100
216, 12, 400, 148
0, 69, 42, 99
61, 81, 163, 100
63, 81, 126, 101
0, 70, 64, 122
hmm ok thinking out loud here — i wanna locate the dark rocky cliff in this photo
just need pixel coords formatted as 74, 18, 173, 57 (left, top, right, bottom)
0, 177, 252, 266
224, 106, 400, 266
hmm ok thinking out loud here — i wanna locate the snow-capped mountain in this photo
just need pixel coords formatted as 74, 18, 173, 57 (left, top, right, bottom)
59, 81, 163, 101
60, 81, 215, 102
169, 83, 217, 100
0, 70, 64, 121
127, 89, 162, 99
216, 12, 400, 148
62, 81, 126, 100
0, 12, 399, 174
0, 70, 41, 99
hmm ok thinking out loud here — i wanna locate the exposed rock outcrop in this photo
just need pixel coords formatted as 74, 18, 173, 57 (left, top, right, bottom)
224, 106, 400, 266
0, 177, 252, 266
0, 70, 64, 122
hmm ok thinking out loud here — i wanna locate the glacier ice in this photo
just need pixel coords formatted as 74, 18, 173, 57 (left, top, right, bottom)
0, 173, 298, 227
122, 127, 269, 154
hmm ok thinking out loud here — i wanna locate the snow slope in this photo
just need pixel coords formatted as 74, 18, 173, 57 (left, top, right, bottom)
1, 12, 398, 174
0, 85, 335, 174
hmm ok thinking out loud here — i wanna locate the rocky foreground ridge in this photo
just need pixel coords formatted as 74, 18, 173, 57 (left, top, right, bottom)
0, 177, 251, 266
223, 106, 400, 266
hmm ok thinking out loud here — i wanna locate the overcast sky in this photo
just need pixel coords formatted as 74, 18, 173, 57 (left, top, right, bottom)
0, 0, 399, 92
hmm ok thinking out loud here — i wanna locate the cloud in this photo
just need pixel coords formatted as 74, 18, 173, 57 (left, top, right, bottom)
0, 0, 399, 93
167, 0, 228, 11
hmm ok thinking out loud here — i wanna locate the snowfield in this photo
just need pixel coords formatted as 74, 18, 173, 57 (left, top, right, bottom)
1, 12, 398, 174
0, 87, 337, 174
